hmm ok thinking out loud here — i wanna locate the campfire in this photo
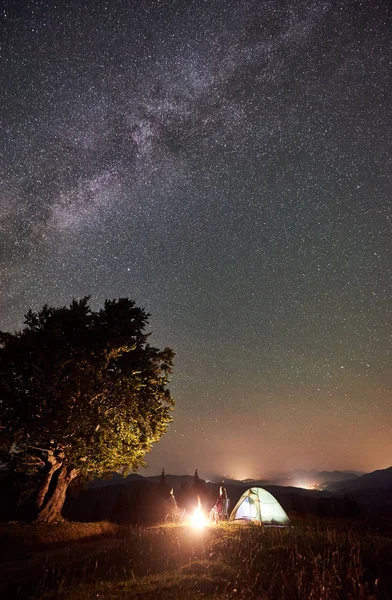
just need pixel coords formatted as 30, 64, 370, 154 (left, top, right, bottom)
190, 497, 207, 529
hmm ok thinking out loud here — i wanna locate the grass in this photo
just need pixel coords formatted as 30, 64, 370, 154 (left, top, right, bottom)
0, 518, 391, 599
0, 520, 120, 556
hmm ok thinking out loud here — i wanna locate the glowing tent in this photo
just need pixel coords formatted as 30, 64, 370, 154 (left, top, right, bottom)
229, 487, 290, 526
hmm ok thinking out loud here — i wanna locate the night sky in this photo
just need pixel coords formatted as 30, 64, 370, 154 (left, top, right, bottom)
1, 0, 391, 480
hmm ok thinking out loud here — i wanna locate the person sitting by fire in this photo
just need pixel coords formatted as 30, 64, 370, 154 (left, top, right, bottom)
209, 485, 228, 523
167, 488, 185, 522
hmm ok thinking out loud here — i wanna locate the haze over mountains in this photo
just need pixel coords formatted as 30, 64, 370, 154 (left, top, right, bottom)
89, 466, 391, 493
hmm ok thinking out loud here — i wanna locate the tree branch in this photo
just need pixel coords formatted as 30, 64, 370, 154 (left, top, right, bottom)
28, 446, 50, 454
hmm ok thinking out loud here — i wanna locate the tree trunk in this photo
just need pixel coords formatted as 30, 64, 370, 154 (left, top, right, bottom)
35, 460, 62, 511
35, 466, 78, 523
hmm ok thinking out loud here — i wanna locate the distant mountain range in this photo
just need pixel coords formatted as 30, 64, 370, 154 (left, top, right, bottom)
247, 469, 363, 488
324, 466, 392, 492
88, 467, 391, 492
291, 469, 363, 484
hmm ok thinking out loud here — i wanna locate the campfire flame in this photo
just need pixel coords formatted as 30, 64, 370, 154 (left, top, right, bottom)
190, 497, 207, 529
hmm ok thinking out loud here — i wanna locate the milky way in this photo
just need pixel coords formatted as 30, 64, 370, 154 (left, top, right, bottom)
1, 0, 391, 478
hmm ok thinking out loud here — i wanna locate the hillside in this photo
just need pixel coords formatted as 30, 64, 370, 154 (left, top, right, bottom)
325, 466, 392, 492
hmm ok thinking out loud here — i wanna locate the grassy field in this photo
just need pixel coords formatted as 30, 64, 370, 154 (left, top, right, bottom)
0, 518, 391, 599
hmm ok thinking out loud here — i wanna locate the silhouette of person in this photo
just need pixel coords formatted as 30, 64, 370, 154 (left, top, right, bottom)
210, 485, 228, 523
168, 488, 184, 522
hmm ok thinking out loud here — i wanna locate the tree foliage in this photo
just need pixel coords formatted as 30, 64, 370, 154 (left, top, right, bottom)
0, 297, 175, 521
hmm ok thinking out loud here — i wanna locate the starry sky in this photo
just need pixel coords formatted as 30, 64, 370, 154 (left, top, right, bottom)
1, 0, 391, 480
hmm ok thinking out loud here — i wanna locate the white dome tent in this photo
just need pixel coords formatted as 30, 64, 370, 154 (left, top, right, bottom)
229, 487, 290, 526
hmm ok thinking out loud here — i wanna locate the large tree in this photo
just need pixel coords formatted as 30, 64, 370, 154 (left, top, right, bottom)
0, 297, 174, 523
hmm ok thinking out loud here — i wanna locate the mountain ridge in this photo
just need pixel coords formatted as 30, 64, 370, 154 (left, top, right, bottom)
88, 467, 392, 491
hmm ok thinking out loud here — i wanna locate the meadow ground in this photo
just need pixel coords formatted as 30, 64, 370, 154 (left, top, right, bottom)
0, 517, 391, 599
